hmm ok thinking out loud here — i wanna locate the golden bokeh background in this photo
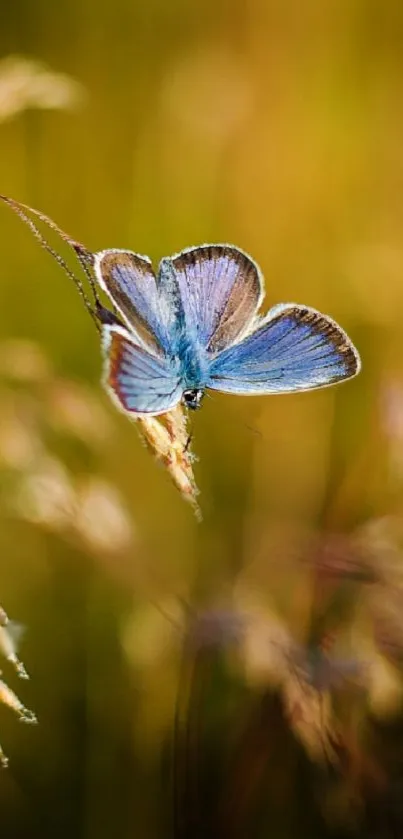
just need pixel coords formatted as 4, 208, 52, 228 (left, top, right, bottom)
0, 1, 402, 836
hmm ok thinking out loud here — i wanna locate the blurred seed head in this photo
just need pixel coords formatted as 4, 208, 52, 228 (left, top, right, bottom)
0, 679, 37, 725
282, 671, 339, 763
353, 517, 403, 587
0, 55, 85, 122
0, 622, 28, 680
46, 381, 112, 445
13, 461, 134, 556
14, 455, 76, 531
365, 650, 403, 718
241, 610, 293, 685
74, 477, 134, 554
0, 605, 36, 766
278, 639, 367, 765
0, 339, 139, 562
305, 531, 380, 585
285, 643, 367, 693
0, 398, 43, 470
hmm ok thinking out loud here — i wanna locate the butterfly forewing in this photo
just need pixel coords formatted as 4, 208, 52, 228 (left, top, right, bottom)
208, 305, 360, 394
94, 250, 173, 356
164, 245, 263, 353
103, 326, 182, 415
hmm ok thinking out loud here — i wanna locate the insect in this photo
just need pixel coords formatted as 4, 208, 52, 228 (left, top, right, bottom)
0, 197, 360, 417
95, 246, 360, 415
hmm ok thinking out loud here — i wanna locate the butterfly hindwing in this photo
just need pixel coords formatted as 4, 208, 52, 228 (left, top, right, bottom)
103, 326, 182, 415
207, 305, 360, 394
160, 245, 263, 353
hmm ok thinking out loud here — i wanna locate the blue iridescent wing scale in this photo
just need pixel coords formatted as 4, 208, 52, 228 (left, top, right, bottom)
160, 245, 263, 353
102, 326, 182, 415
94, 249, 173, 356
207, 305, 360, 393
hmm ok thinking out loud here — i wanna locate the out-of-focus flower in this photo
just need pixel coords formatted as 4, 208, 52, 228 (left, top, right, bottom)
0, 55, 85, 122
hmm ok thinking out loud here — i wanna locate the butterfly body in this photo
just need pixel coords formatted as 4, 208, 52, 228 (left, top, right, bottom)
175, 331, 210, 390
93, 244, 360, 417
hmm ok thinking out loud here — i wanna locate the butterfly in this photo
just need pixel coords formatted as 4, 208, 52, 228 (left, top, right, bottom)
93, 245, 360, 416
0, 197, 360, 417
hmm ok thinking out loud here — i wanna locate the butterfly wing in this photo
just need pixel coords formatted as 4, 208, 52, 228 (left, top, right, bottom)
207, 305, 360, 394
103, 326, 182, 415
94, 249, 174, 356
159, 245, 263, 353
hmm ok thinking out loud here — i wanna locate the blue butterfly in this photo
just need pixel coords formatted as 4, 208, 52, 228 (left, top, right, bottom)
93, 244, 360, 416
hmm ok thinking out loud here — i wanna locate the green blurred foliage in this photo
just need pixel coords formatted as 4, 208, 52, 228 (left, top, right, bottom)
0, 1, 402, 836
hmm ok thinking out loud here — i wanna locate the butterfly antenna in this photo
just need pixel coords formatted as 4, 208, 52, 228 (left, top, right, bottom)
20, 203, 101, 305
0, 195, 101, 331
